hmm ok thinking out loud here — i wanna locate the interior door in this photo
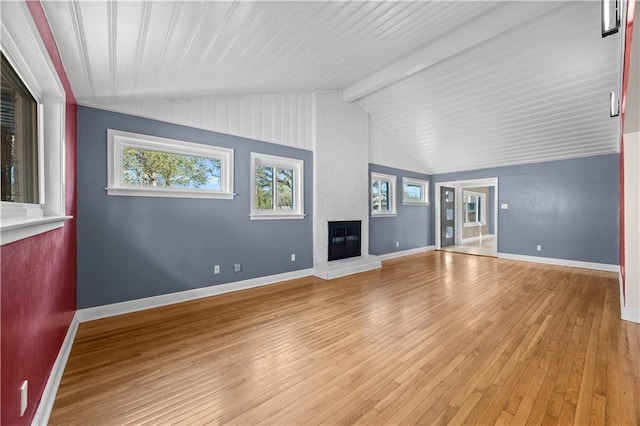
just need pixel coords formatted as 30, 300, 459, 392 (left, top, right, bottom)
441, 186, 455, 247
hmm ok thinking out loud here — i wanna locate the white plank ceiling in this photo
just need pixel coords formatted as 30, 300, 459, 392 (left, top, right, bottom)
41, 0, 622, 174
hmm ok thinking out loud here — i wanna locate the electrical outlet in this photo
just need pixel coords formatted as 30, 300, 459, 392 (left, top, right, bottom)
234, 263, 242, 273
214, 265, 220, 274
536, 245, 542, 251
291, 254, 296, 262
501, 203, 508, 209
396, 241, 399, 248
20, 380, 27, 417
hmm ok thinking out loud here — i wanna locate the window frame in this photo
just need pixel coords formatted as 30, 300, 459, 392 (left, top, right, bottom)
0, 1, 71, 246
402, 177, 430, 205
463, 190, 486, 227
250, 152, 304, 220
107, 129, 234, 199
371, 172, 397, 217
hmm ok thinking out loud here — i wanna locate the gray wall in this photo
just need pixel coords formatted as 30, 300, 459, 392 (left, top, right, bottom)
369, 164, 432, 255
77, 106, 313, 308
432, 154, 619, 265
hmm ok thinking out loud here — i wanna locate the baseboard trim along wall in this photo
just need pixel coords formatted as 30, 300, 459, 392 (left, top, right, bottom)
622, 306, 640, 323
497, 253, 619, 273
378, 246, 436, 261
76, 269, 313, 323
32, 313, 79, 426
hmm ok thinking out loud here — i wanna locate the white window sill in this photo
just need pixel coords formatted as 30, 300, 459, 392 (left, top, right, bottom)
402, 201, 431, 206
371, 213, 398, 217
107, 187, 235, 200
1, 215, 73, 245
250, 214, 306, 220
463, 222, 485, 227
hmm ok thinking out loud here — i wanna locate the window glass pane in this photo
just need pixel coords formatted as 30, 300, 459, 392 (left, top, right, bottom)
372, 180, 380, 211
404, 183, 422, 201
122, 147, 221, 190
446, 226, 454, 239
276, 168, 294, 210
380, 181, 390, 211
255, 165, 273, 210
1, 53, 39, 203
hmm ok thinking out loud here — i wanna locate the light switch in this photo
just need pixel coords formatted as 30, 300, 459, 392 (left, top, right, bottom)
501, 203, 508, 209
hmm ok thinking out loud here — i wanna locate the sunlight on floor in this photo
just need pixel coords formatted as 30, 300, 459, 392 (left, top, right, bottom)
440, 235, 497, 257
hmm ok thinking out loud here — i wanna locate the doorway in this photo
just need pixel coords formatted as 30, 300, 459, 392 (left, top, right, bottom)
435, 178, 498, 257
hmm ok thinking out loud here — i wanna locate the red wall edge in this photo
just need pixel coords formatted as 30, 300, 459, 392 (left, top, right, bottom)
620, 0, 637, 302
1, 1, 77, 425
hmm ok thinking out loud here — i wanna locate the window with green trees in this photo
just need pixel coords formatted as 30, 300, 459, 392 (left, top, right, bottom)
251, 153, 304, 219
107, 129, 234, 199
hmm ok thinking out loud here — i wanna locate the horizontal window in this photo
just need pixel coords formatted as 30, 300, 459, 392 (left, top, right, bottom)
250, 153, 304, 219
402, 177, 429, 205
107, 129, 234, 199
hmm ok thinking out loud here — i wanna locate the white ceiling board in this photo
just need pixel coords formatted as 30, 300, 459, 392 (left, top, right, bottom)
42, 1, 622, 174
42, 1, 498, 102
358, 1, 622, 174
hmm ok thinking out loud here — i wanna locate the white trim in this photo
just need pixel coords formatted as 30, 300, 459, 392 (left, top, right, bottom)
371, 172, 397, 216
0, 1, 67, 245
313, 255, 381, 280
378, 246, 435, 261
1, 215, 72, 245
497, 252, 619, 272
76, 269, 313, 322
402, 177, 429, 205
32, 313, 79, 426
622, 306, 640, 323
107, 129, 234, 199
250, 152, 305, 219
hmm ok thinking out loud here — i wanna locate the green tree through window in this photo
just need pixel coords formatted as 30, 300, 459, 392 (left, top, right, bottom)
255, 165, 294, 210
122, 147, 221, 190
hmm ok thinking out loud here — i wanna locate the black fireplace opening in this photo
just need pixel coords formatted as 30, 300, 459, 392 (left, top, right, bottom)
328, 221, 361, 261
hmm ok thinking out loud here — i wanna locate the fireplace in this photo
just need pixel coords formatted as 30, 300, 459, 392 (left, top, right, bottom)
328, 221, 361, 261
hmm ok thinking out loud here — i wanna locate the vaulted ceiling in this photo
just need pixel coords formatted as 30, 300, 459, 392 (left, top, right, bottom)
42, 0, 623, 174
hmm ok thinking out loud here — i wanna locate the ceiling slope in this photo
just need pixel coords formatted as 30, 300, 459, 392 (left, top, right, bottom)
357, 1, 622, 174
42, 1, 622, 174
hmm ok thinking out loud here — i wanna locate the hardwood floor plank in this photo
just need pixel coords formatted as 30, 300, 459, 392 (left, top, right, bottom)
48, 252, 637, 425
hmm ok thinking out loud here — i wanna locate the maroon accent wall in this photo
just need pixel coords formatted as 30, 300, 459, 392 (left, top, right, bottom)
1, 1, 77, 425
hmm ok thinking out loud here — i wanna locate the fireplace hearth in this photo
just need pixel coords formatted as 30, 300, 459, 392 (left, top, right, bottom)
328, 221, 361, 261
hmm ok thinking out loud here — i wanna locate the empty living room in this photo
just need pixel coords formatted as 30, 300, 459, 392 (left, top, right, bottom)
1, 0, 639, 425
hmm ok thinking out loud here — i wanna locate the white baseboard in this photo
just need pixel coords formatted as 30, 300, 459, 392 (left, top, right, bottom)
497, 253, 619, 273
32, 313, 79, 426
378, 245, 435, 261
76, 268, 313, 322
313, 255, 382, 280
622, 306, 640, 323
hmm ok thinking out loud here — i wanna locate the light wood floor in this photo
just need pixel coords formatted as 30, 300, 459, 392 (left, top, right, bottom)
50, 251, 639, 425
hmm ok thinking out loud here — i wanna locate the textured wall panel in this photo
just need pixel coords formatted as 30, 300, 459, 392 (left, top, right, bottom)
313, 92, 370, 264
83, 93, 313, 150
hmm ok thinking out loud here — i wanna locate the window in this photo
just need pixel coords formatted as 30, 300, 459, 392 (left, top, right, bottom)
463, 191, 486, 226
251, 153, 304, 219
1, 53, 39, 205
371, 172, 397, 216
402, 177, 429, 205
107, 129, 234, 199
1, 1, 69, 245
